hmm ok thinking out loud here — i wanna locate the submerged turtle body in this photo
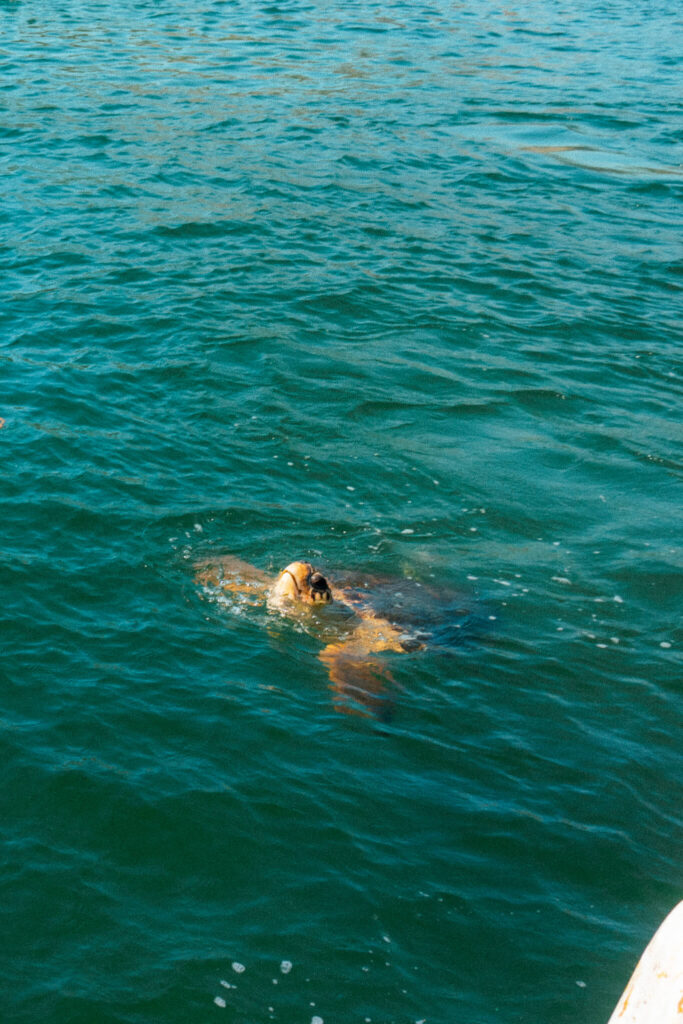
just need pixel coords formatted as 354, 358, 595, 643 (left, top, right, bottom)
330, 572, 477, 652
195, 556, 476, 719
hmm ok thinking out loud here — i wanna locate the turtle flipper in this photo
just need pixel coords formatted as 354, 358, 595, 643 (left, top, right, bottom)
318, 617, 406, 720
319, 646, 396, 721
194, 555, 270, 598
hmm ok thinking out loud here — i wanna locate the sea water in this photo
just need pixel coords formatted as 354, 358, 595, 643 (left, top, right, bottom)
2, 1, 681, 1021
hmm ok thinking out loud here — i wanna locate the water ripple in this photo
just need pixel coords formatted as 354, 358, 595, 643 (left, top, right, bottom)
2, 0, 682, 1022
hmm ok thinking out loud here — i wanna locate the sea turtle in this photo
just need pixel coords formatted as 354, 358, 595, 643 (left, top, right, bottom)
195, 556, 477, 720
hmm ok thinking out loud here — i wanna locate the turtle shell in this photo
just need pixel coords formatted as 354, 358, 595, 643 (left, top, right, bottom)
333, 572, 483, 650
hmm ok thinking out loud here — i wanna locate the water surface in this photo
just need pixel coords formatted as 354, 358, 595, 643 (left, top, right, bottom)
2, 1, 682, 1022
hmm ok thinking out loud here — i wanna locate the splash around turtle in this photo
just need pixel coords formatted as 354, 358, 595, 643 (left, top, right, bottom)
195, 555, 477, 721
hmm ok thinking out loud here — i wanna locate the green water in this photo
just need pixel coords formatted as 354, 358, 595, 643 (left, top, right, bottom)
2, 1, 681, 1021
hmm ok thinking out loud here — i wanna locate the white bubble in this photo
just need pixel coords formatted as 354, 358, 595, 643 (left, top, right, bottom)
219, 980, 235, 990
311, 1017, 324, 1024
346, 485, 355, 491
576, 980, 587, 988
280, 960, 292, 974
401, 528, 414, 535
613, 595, 623, 603
231, 962, 245, 974
467, 574, 478, 580
660, 641, 672, 649
214, 996, 226, 1008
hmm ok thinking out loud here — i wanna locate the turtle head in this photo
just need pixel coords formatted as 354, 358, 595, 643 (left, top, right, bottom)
271, 562, 332, 605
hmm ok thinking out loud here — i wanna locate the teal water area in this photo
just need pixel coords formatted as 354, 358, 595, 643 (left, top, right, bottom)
2, 1, 682, 1021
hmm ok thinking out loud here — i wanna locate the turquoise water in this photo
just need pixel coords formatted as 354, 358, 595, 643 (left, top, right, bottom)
2, 0, 682, 1021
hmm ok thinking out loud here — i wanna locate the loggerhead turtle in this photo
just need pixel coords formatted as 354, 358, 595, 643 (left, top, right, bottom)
195, 556, 478, 720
